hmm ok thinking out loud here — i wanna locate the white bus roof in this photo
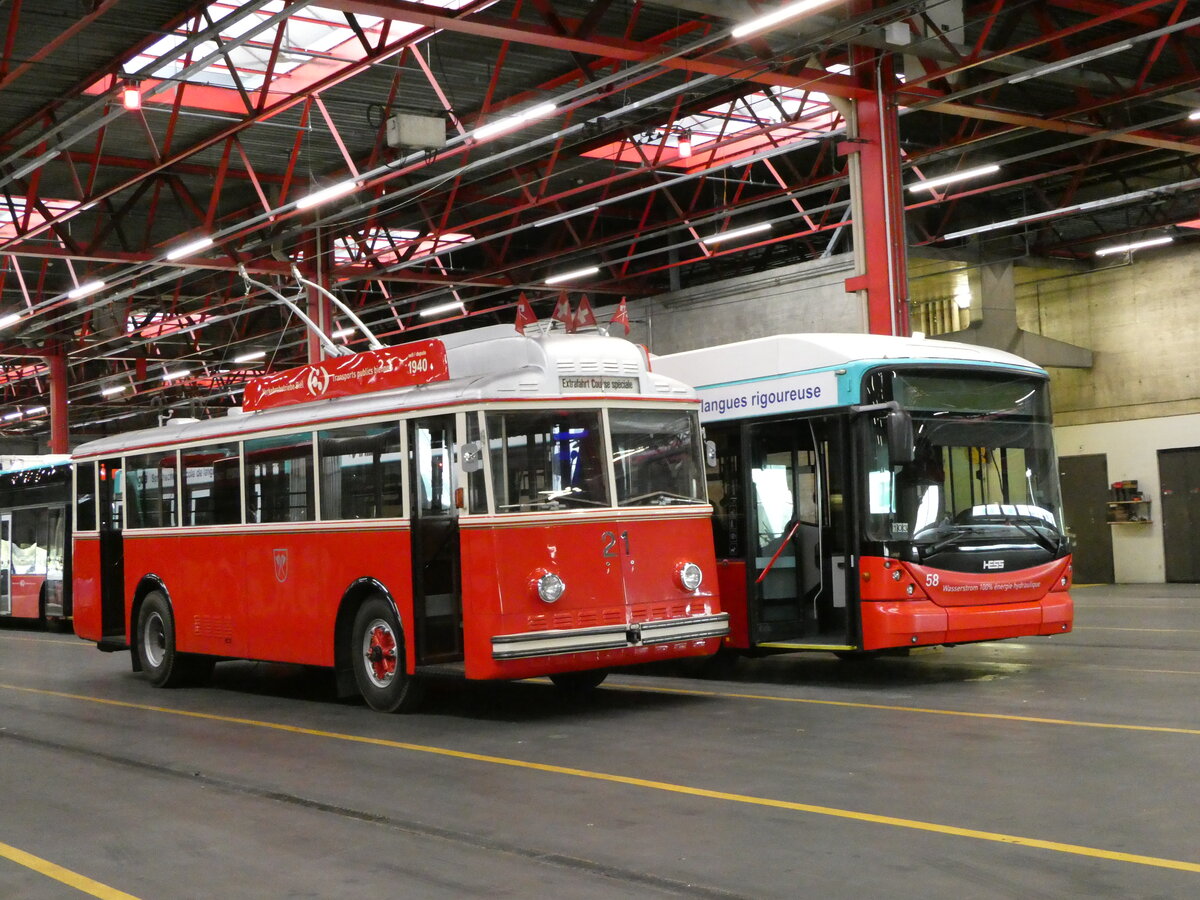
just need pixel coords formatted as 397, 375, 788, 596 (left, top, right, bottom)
74, 328, 694, 460
652, 333, 1044, 389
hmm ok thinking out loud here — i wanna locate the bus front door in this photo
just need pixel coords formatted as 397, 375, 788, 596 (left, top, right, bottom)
97, 459, 126, 644
747, 418, 849, 648
0, 514, 10, 616
409, 416, 463, 664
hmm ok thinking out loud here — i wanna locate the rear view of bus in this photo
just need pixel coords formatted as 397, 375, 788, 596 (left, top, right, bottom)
70, 327, 726, 711
655, 333, 1072, 656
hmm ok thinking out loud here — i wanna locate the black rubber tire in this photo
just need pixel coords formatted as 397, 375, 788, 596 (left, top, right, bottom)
351, 595, 424, 713
549, 668, 608, 694
136, 591, 212, 688
137, 591, 186, 687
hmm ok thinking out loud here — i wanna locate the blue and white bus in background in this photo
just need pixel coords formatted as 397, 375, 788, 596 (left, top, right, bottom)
654, 333, 1073, 656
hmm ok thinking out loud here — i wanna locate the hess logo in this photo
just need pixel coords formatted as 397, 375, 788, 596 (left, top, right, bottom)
983, 559, 1005, 570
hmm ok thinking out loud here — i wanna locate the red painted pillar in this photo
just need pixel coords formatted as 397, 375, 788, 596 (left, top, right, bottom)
841, 41, 909, 336
47, 345, 68, 453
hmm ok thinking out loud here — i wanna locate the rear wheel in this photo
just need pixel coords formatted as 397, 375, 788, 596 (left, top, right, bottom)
351, 596, 424, 713
549, 668, 608, 694
137, 591, 210, 687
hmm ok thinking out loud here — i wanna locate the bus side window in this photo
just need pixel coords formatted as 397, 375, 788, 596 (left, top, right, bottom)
76, 462, 96, 531
245, 433, 315, 523
125, 451, 178, 528
465, 412, 487, 513
317, 423, 403, 520
182, 443, 242, 526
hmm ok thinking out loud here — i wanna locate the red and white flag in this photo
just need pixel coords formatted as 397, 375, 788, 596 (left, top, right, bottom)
574, 294, 597, 330
610, 296, 630, 335
514, 292, 538, 334
551, 291, 576, 332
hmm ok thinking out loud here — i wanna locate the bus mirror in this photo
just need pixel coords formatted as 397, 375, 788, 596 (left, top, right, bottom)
460, 440, 484, 473
887, 409, 914, 465
705, 440, 717, 468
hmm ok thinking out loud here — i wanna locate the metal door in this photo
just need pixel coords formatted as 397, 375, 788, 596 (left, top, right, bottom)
409, 416, 463, 663
1058, 454, 1114, 584
1159, 447, 1200, 583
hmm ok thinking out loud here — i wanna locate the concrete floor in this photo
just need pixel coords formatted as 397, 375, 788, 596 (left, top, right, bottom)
1, 583, 1197, 898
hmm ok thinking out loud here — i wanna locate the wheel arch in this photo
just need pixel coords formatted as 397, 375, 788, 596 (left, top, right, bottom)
333, 577, 403, 698
129, 574, 170, 673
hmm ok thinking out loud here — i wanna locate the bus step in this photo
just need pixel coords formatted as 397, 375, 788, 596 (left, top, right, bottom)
414, 661, 466, 678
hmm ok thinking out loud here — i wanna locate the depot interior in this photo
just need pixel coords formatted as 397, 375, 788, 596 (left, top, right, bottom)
0, 0, 1195, 585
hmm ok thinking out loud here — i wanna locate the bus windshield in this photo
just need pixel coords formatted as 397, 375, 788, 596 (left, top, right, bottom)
866, 372, 1066, 555
486, 406, 707, 511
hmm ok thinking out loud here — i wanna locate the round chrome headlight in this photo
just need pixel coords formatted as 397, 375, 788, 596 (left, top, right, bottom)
677, 561, 703, 592
536, 572, 566, 603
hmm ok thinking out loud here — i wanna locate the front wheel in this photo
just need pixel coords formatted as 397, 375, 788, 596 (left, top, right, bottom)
351, 596, 424, 713
137, 591, 211, 687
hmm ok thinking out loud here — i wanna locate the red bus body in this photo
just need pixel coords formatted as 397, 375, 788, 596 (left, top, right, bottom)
71, 329, 727, 707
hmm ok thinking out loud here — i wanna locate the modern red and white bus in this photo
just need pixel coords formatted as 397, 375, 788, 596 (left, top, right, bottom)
0, 456, 72, 628
654, 333, 1072, 656
71, 327, 727, 710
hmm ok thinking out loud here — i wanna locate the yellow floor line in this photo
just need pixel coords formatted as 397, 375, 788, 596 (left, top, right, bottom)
0, 840, 140, 900
2, 682, 1198, 875
603, 682, 1200, 735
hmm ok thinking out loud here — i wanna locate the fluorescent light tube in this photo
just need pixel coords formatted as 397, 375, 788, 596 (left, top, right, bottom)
702, 222, 772, 245
101, 385, 127, 396
908, 164, 1000, 192
68, 280, 105, 299
544, 265, 600, 285
472, 103, 557, 141
1095, 236, 1173, 256
166, 236, 214, 260
0, 313, 22, 329
25, 406, 46, 415
732, 0, 840, 39
419, 300, 466, 317
233, 350, 266, 363
3, 412, 22, 421
162, 370, 189, 382
295, 179, 359, 209
331, 327, 356, 338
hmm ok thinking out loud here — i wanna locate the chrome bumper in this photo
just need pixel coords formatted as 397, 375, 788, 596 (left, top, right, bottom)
492, 612, 729, 661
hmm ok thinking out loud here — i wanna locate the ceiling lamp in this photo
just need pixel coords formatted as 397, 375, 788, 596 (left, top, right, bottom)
121, 82, 142, 111
732, 0, 840, 39
68, 280, 106, 300
295, 179, 359, 210
545, 265, 600, 285
908, 164, 1000, 192
1094, 236, 1173, 257
702, 222, 772, 245
165, 235, 214, 261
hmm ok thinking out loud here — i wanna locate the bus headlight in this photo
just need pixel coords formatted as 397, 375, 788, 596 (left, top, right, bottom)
535, 571, 566, 603
676, 561, 703, 592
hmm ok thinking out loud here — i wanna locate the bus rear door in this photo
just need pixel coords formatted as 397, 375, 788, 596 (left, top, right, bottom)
98, 459, 126, 645
409, 416, 463, 664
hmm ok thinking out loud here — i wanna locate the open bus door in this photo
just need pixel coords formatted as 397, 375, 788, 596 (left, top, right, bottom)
0, 514, 10, 616
746, 417, 851, 649
408, 416, 464, 664
97, 459, 126, 645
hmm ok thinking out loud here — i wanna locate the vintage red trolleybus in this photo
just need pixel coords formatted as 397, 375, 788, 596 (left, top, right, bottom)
71, 327, 727, 710
654, 333, 1072, 657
